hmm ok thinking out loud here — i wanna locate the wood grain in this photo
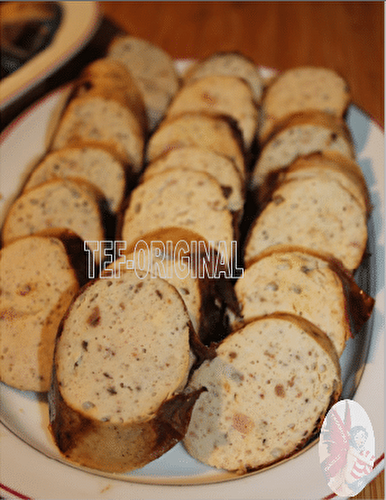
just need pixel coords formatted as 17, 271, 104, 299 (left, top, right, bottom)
354, 469, 384, 500
99, 1, 384, 127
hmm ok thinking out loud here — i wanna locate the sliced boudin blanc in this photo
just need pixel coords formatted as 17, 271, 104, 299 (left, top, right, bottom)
166, 75, 258, 150
183, 313, 341, 473
1, 179, 105, 261
106, 229, 238, 346
120, 169, 236, 263
250, 111, 355, 190
183, 51, 264, 104
106, 248, 202, 337
146, 112, 246, 180
106, 251, 205, 381
50, 94, 144, 173
0, 236, 79, 391
73, 58, 147, 133
244, 175, 367, 272
79, 57, 133, 82
23, 146, 126, 214
280, 152, 371, 215
142, 146, 245, 215
259, 66, 350, 142
234, 248, 352, 355
108, 35, 180, 130
49, 271, 200, 473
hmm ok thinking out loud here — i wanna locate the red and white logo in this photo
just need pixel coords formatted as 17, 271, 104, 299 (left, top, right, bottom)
319, 399, 375, 497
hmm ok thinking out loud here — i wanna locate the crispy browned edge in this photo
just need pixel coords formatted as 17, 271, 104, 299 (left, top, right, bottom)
73, 58, 148, 135
32, 229, 91, 288
201, 311, 342, 474
48, 275, 206, 473
45, 59, 147, 175
59, 57, 147, 128
112, 227, 241, 347
244, 244, 374, 337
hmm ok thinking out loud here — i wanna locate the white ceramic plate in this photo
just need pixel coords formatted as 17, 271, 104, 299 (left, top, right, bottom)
0, 1, 100, 112
0, 66, 384, 499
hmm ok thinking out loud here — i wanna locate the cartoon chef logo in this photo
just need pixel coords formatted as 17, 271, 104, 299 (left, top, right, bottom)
319, 399, 375, 497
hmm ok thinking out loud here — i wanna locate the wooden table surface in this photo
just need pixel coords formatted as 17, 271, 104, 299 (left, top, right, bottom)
100, 1, 384, 128
1, 1, 383, 130
1, 2, 383, 498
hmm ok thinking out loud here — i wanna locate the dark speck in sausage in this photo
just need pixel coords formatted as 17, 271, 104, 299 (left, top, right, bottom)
87, 306, 101, 327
